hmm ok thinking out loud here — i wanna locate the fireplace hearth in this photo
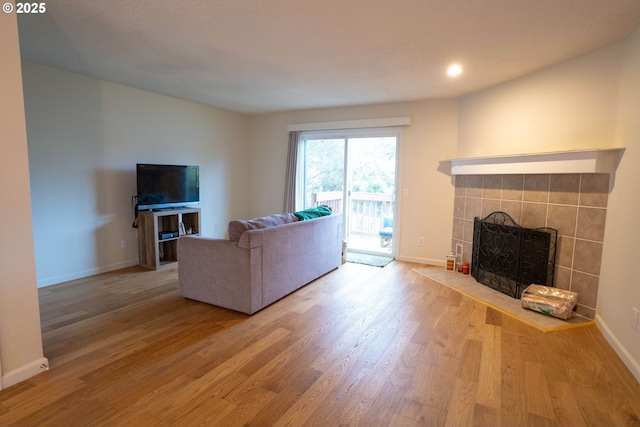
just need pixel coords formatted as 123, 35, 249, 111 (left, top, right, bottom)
471, 211, 557, 299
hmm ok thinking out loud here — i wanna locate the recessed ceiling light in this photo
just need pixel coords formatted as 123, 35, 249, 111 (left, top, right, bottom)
447, 64, 463, 77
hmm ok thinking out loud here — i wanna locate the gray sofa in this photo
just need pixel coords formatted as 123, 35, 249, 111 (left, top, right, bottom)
177, 213, 344, 314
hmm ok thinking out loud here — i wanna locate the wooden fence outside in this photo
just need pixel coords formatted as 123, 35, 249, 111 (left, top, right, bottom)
312, 191, 394, 237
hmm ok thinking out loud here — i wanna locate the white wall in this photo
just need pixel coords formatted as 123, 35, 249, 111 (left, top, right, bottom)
457, 29, 640, 381
0, 9, 47, 389
248, 99, 459, 265
458, 41, 625, 157
597, 29, 640, 379
22, 62, 251, 287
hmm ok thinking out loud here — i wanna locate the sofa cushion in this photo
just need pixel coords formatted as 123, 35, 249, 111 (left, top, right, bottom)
228, 213, 297, 241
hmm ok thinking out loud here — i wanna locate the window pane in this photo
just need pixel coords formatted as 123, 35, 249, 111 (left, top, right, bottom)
303, 138, 344, 212
348, 137, 396, 194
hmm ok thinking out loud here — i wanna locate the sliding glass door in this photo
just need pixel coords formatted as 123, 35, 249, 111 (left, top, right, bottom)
300, 128, 398, 257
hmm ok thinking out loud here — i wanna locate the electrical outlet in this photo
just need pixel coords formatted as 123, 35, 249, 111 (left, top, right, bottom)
632, 307, 639, 331
403, 188, 409, 198
120, 239, 127, 249
417, 236, 424, 246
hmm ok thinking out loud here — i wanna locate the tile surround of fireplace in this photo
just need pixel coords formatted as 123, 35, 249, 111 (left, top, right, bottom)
452, 173, 610, 319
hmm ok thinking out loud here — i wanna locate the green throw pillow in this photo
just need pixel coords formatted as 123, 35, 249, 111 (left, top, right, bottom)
293, 205, 332, 221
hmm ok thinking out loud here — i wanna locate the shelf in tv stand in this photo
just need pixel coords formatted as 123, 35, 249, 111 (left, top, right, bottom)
137, 207, 201, 270
158, 233, 199, 243
152, 206, 196, 212
158, 237, 178, 243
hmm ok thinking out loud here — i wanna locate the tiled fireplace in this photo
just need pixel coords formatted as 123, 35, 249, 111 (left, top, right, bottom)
452, 173, 610, 319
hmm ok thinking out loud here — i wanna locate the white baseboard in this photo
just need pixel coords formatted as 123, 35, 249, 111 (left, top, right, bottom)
395, 255, 444, 267
37, 259, 139, 288
1, 357, 49, 389
595, 314, 640, 383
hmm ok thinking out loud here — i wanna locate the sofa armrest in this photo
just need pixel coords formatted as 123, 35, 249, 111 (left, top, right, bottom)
177, 236, 261, 314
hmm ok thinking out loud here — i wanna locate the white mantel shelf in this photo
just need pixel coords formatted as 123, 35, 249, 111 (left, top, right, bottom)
442, 148, 625, 175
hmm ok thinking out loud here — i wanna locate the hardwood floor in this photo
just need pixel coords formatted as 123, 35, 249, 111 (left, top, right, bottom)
1, 261, 640, 426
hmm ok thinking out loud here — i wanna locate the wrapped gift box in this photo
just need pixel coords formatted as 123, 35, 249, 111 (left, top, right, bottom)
521, 284, 578, 320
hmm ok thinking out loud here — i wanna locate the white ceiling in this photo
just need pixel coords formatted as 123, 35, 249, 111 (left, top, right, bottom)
17, 0, 640, 114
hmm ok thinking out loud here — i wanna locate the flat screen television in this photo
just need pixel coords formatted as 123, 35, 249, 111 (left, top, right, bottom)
136, 164, 199, 211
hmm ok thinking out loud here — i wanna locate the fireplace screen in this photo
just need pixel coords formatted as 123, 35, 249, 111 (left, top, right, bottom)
471, 211, 557, 299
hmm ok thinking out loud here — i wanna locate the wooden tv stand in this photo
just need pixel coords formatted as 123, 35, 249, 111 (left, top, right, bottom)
137, 207, 201, 269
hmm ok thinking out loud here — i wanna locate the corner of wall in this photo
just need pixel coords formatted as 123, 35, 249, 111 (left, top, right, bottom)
1, 357, 49, 389
595, 314, 640, 383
